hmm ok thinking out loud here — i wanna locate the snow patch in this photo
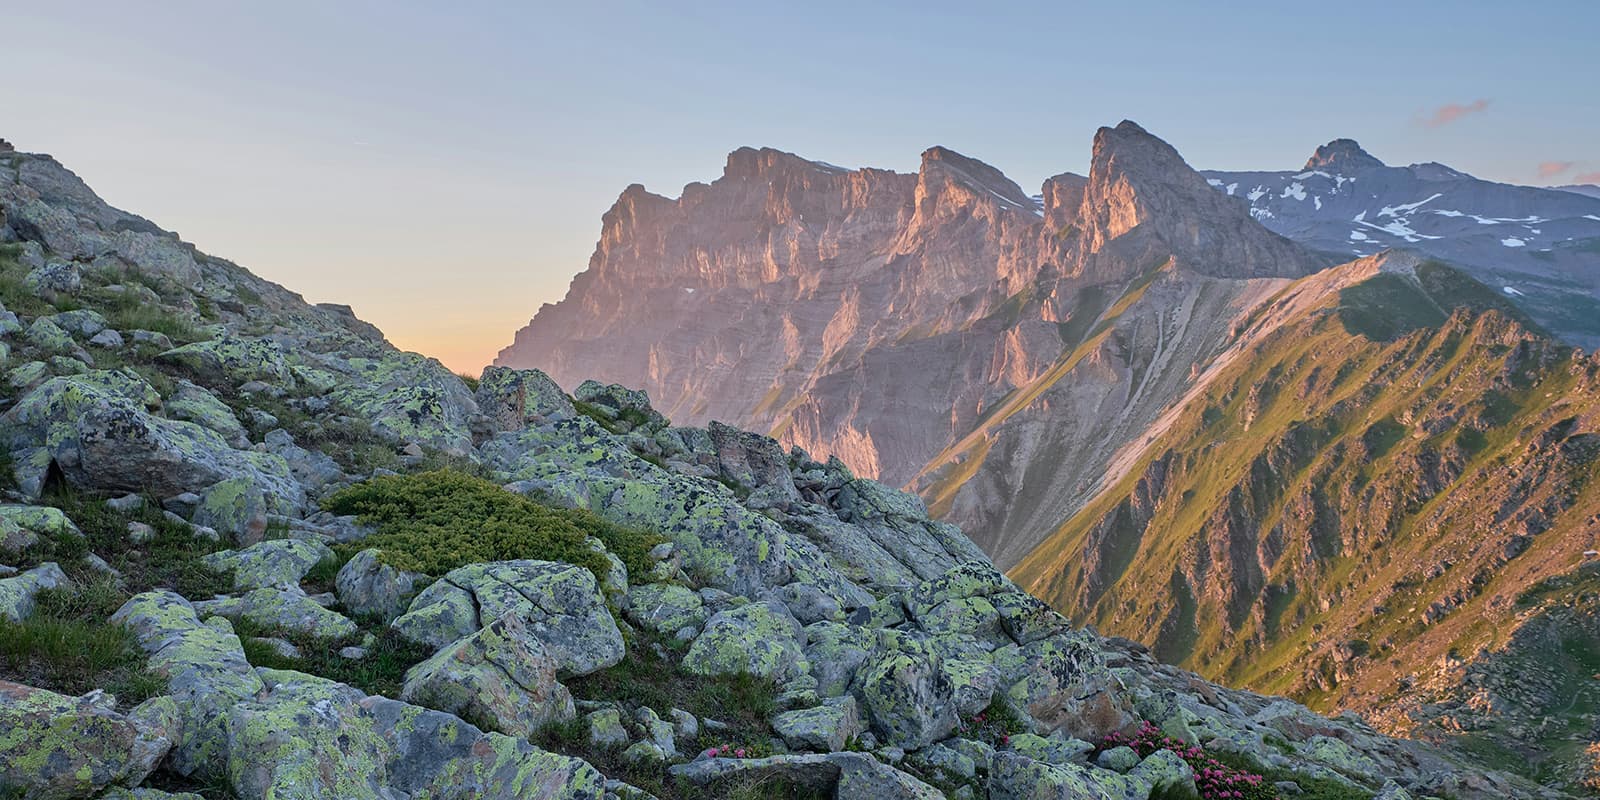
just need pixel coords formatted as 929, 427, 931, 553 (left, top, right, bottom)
684, 287, 696, 294
1378, 193, 1443, 218
1226, 182, 1238, 196
1503, 286, 1526, 297
1207, 178, 1224, 188
1501, 237, 1526, 247
1314, 196, 1322, 211
1281, 182, 1307, 201
1247, 185, 1267, 202
1586, 215, 1600, 222
1349, 230, 1369, 241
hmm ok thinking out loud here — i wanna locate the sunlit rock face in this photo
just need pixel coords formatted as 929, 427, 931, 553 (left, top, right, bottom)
497, 122, 1321, 564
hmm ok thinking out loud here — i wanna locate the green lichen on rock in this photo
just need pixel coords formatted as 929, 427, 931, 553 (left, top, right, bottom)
158, 335, 293, 386
0, 680, 178, 800
682, 599, 807, 682
400, 612, 576, 737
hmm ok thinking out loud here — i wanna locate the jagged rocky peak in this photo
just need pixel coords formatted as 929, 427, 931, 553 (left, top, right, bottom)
0, 137, 13, 152
917, 145, 1034, 207
1303, 137, 1386, 172
1041, 171, 1088, 226
722, 145, 855, 180
1078, 119, 1322, 279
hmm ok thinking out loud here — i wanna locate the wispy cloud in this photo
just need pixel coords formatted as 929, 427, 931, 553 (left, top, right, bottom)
1537, 161, 1575, 179
1418, 99, 1490, 128
1575, 171, 1600, 185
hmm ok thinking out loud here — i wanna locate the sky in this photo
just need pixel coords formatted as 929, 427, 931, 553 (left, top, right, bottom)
3, 1, 1597, 373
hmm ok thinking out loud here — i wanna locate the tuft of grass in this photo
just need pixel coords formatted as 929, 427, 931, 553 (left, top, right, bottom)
233, 616, 432, 699
0, 582, 164, 708
322, 469, 663, 581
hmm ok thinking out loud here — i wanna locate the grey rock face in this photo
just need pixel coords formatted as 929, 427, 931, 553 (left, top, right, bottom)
111, 591, 265, 776
335, 549, 425, 622
0, 561, 68, 621
400, 613, 576, 737
392, 560, 624, 677
0, 682, 178, 800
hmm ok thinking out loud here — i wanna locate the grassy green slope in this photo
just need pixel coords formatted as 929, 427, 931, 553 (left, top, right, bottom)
1011, 261, 1600, 786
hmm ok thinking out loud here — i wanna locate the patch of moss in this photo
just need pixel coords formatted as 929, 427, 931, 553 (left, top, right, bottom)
322, 469, 663, 581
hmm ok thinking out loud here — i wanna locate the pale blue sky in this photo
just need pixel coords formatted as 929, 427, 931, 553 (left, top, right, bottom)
3, 1, 1596, 370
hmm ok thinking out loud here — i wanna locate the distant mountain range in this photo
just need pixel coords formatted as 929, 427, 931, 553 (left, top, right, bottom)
1202, 142, 1600, 347
497, 123, 1600, 791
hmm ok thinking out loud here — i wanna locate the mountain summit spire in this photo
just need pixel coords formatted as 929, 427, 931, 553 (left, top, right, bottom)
1303, 138, 1385, 172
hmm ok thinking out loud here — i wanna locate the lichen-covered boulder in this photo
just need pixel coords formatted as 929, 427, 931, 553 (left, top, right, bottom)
573, 380, 665, 432
804, 621, 877, 697
0, 681, 178, 800
191, 476, 273, 546
112, 591, 266, 776
336, 548, 425, 622
165, 380, 248, 448
670, 752, 940, 800
997, 630, 1137, 742
855, 649, 958, 750
1006, 733, 1094, 767
224, 670, 393, 800
392, 560, 623, 677
0, 371, 303, 507
400, 613, 576, 737
158, 336, 293, 386
361, 695, 605, 800
194, 587, 359, 640
24, 260, 80, 296
24, 316, 75, 352
705, 420, 799, 500
321, 351, 478, 455
586, 707, 629, 748
682, 599, 807, 682
624, 582, 705, 636
475, 366, 575, 433
203, 538, 333, 591
0, 561, 68, 621
773, 696, 863, 752
596, 478, 789, 597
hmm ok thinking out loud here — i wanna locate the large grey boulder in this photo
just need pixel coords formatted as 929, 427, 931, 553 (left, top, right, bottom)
400, 613, 576, 737
224, 670, 395, 800
336, 548, 425, 622
111, 591, 265, 776
996, 630, 1136, 742
0, 371, 303, 508
682, 599, 807, 682
361, 694, 606, 800
0, 681, 179, 800
193, 587, 359, 639
624, 581, 705, 636
0, 561, 68, 621
855, 649, 959, 750
203, 538, 333, 591
773, 696, 863, 752
392, 560, 623, 677
669, 752, 941, 799
474, 366, 575, 432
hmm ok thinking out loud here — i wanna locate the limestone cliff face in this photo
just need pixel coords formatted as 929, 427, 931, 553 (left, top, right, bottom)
498, 122, 1324, 566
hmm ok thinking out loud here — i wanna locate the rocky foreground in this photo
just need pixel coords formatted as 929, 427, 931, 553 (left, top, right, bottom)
0, 144, 1565, 799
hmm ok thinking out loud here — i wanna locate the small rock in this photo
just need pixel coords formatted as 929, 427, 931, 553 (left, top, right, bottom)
89, 329, 126, 348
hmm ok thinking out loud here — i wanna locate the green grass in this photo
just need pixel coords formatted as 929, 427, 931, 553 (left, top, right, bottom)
235, 622, 432, 699
322, 469, 664, 581
0, 583, 164, 708
530, 627, 806, 800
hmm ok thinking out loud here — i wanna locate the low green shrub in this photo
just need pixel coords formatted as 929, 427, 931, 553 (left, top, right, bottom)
322, 469, 663, 581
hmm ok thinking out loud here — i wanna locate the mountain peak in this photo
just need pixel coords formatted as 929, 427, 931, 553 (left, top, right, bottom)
918, 146, 1030, 206
723, 146, 856, 181
0, 138, 13, 152
1303, 138, 1385, 172
1081, 120, 1322, 280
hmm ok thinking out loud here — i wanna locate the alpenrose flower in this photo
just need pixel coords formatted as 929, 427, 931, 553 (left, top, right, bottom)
1099, 722, 1270, 800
